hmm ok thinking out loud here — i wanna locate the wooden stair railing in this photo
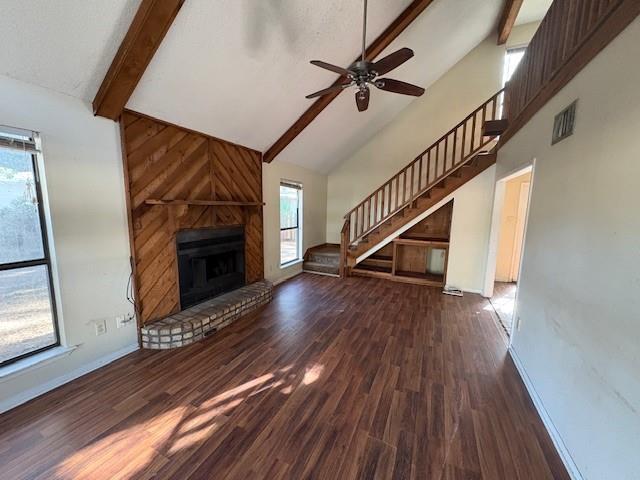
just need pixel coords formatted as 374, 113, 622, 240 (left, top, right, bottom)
339, 89, 504, 272
339, 218, 350, 278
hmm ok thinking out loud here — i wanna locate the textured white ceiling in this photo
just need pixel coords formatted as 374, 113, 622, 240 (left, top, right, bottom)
129, 0, 503, 173
0, 0, 141, 101
1, 0, 507, 174
515, 0, 553, 26
128, 0, 413, 152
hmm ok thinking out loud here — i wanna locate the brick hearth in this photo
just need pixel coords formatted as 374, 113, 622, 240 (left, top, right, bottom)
140, 281, 273, 349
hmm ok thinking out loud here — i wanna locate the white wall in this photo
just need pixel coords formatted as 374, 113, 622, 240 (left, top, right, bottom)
325, 34, 506, 244
507, 21, 541, 48
446, 166, 497, 293
263, 160, 327, 284
0, 74, 137, 410
498, 17, 640, 480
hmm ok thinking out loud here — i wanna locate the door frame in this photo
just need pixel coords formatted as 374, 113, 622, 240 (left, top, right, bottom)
509, 181, 531, 282
482, 162, 535, 298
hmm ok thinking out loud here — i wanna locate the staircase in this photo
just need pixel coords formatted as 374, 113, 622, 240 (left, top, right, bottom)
340, 89, 505, 277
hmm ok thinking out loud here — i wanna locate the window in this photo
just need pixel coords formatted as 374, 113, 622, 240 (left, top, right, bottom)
503, 46, 527, 86
280, 181, 302, 266
0, 127, 59, 366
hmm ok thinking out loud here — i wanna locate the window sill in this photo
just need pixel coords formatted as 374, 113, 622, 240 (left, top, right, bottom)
280, 259, 303, 270
0, 345, 77, 382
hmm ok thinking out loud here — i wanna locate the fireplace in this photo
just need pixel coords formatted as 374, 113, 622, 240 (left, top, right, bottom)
176, 226, 245, 309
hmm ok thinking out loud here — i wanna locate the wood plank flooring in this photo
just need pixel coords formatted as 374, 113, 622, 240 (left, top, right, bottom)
0, 274, 569, 479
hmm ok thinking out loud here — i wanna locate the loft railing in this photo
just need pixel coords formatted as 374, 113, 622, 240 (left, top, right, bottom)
502, 0, 639, 143
341, 89, 504, 251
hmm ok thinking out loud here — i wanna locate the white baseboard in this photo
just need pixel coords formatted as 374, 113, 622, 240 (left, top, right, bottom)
302, 269, 340, 278
444, 286, 484, 295
0, 343, 139, 414
463, 287, 484, 295
509, 346, 583, 480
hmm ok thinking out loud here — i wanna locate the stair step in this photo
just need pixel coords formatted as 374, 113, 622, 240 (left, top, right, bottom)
370, 254, 392, 261
309, 250, 340, 257
355, 264, 392, 274
351, 267, 392, 280
308, 253, 340, 265
360, 257, 393, 269
303, 261, 339, 276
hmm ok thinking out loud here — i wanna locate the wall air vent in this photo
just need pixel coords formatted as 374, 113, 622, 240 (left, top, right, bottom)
552, 100, 577, 145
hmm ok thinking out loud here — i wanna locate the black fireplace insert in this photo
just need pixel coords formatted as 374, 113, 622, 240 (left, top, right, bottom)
176, 226, 245, 309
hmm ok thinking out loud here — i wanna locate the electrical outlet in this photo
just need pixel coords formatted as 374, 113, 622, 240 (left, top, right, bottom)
95, 319, 107, 336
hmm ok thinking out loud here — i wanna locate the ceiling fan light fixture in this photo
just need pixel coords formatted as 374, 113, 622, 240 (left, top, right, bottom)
305, 0, 425, 112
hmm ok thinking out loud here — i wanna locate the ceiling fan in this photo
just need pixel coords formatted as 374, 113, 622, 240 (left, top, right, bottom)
306, 0, 425, 112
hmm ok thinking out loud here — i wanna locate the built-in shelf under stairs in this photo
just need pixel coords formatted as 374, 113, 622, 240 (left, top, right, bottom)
351, 201, 453, 287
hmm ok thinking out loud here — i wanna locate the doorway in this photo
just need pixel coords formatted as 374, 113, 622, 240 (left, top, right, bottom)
484, 166, 533, 337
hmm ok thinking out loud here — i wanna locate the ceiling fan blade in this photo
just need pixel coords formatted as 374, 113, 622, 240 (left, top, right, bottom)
306, 83, 352, 99
356, 87, 370, 112
310, 60, 353, 76
372, 48, 414, 75
375, 78, 425, 97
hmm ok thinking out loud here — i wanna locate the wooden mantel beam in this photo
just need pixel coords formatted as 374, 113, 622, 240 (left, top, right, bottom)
263, 0, 436, 163
93, 0, 185, 120
497, 0, 524, 45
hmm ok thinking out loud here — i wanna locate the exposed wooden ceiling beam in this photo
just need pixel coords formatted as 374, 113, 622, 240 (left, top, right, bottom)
497, 0, 524, 45
263, 0, 436, 163
93, 0, 185, 120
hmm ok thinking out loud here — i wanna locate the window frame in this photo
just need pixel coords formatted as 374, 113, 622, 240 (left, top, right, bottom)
0, 131, 60, 367
279, 180, 303, 267
503, 45, 527, 87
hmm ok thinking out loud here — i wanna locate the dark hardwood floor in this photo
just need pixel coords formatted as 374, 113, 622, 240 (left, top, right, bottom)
0, 274, 569, 480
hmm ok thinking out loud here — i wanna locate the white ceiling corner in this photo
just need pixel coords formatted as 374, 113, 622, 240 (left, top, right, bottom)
515, 0, 553, 26
0, 0, 142, 101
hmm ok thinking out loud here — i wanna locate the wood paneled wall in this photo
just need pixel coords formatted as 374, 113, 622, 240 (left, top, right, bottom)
402, 201, 453, 241
121, 110, 263, 325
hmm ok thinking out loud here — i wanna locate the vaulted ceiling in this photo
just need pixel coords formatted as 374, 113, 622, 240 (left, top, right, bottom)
128, 0, 504, 173
0, 0, 141, 101
0, 0, 550, 174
